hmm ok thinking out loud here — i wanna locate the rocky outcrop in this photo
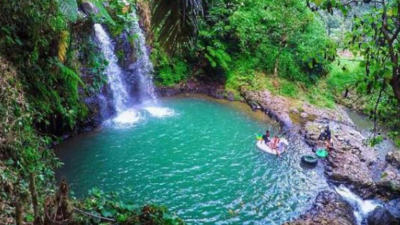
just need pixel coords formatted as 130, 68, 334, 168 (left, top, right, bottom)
283, 191, 356, 225
375, 151, 400, 198
386, 199, 400, 220
81, 1, 98, 15
304, 120, 377, 198
387, 151, 400, 169
367, 206, 399, 225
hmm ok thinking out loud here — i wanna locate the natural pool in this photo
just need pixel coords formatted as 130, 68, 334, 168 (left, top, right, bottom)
55, 95, 328, 224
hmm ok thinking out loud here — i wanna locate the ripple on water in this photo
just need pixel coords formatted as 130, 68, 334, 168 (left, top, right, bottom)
55, 97, 329, 224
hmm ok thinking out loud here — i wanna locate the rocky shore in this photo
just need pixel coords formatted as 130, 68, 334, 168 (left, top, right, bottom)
240, 88, 400, 224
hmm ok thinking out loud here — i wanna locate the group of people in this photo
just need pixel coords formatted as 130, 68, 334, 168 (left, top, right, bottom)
261, 130, 287, 156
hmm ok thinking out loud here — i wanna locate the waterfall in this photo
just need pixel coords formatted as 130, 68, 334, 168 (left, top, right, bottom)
94, 24, 140, 124
335, 185, 380, 225
127, 12, 157, 104
93, 12, 173, 125
94, 24, 131, 113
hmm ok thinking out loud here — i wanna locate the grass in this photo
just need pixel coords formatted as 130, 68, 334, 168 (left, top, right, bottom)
226, 70, 337, 109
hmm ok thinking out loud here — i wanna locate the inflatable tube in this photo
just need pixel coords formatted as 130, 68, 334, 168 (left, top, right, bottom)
316, 149, 328, 158
301, 155, 318, 166
257, 141, 282, 155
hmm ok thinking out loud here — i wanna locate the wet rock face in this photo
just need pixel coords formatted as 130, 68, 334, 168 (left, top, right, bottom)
376, 164, 400, 198
81, 1, 98, 15
387, 151, 400, 169
386, 199, 400, 220
367, 206, 399, 225
283, 191, 356, 225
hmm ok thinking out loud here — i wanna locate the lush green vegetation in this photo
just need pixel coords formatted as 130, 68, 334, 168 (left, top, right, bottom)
153, 0, 335, 87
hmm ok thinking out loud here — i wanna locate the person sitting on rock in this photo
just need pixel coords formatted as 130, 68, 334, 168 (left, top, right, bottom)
318, 126, 333, 150
262, 130, 271, 144
318, 126, 331, 141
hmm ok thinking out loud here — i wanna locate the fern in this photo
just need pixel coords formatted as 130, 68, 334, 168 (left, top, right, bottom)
57, 0, 79, 22
57, 0, 115, 25
91, 0, 116, 25
56, 62, 84, 99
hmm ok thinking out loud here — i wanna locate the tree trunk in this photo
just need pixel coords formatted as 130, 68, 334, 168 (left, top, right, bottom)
29, 172, 40, 221
274, 57, 279, 77
390, 67, 400, 106
15, 202, 24, 225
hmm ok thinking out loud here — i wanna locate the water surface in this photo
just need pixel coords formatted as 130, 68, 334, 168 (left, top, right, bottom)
56, 96, 328, 224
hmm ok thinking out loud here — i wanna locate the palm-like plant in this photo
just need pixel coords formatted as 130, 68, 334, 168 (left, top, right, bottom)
151, 0, 203, 53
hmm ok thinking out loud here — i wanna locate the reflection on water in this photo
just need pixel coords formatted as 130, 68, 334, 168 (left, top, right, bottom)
55, 96, 328, 224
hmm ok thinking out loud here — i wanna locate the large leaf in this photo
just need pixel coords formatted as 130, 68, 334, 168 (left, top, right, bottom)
151, 0, 203, 54
57, 0, 79, 22
90, 0, 116, 25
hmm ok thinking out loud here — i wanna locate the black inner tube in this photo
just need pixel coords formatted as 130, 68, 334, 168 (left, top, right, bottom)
301, 155, 318, 166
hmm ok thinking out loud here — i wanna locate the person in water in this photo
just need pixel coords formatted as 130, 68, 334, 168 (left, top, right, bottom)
262, 130, 270, 144
276, 138, 288, 157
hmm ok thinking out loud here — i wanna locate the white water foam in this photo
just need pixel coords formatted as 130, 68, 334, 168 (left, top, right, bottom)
113, 109, 142, 124
145, 107, 175, 118
335, 185, 380, 225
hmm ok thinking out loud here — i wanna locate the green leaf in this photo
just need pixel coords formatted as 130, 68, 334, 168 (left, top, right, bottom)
101, 209, 116, 218
57, 0, 79, 22
90, 0, 116, 25
314, 0, 323, 6
117, 214, 128, 222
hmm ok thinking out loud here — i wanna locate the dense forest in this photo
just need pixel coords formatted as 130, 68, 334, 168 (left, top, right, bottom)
1, 0, 400, 224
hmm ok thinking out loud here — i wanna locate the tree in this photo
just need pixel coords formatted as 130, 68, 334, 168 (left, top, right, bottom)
311, 0, 400, 106
151, 0, 203, 53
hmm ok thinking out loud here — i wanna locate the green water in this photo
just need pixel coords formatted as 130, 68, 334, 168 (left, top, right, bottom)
56, 96, 328, 224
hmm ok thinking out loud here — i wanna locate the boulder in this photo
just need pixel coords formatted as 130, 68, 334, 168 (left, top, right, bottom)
387, 151, 400, 169
376, 164, 400, 198
283, 191, 356, 225
300, 112, 308, 118
386, 199, 400, 220
81, 1, 98, 15
367, 206, 398, 225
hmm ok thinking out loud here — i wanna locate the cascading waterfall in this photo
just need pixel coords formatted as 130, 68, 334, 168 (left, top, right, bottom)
335, 185, 380, 225
127, 12, 157, 103
94, 24, 131, 113
94, 20, 173, 124
94, 24, 140, 124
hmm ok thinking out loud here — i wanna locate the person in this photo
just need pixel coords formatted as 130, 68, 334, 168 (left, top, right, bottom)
318, 126, 333, 150
276, 138, 288, 157
269, 135, 280, 149
262, 130, 270, 144
318, 126, 331, 141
